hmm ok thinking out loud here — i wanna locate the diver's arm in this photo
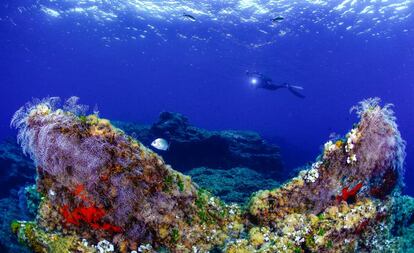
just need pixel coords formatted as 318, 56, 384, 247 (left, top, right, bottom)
264, 83, 288, 90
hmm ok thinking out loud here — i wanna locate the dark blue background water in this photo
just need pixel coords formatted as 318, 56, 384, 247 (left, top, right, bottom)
1, 1, 413, 195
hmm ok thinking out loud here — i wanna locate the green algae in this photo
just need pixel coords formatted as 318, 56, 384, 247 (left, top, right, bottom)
12, 221, 94, 253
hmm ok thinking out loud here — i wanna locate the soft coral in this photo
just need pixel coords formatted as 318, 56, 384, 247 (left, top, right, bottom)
60, 184, 122, 233
336, 182, 363, 203
60, 204, 122, 233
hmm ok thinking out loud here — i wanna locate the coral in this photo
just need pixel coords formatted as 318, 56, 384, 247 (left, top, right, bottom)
9, 97, 414, 253
96, 240, 115, 253
11, 221, 95, 253
11, 97, 244, 252
336, 182, 363, 203
60, 204, 122, 233
248, 98, 405, 224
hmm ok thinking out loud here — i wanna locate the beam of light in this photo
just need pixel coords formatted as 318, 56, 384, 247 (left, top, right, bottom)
250, 78, 258, 86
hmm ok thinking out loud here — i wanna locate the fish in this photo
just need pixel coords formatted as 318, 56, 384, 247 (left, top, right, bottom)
271, 16, 284, 22
151, 138, 169, 151
183, 13, 196, 21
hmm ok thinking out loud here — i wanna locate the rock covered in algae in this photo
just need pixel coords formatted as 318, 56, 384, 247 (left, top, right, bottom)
9, 97, 413, 253
238, 98, 409, 253
0, 193, 32, 253
11, 97, 244, 252
249, 98, 406, 223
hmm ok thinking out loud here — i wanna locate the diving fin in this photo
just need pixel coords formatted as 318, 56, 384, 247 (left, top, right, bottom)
287, 85, 305, 98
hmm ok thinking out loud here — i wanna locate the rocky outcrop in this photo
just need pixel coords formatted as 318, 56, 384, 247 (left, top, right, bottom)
10, 98, 244, 252
0, 139, 35, 198
0, 140, 36, 252
188, 167, 280, 204
0, 192, 32, 253
249, 98, 406, 224
114, 112, 284, 179
9, 97, 414, 253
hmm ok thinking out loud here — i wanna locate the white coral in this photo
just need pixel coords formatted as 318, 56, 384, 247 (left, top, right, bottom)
345, 128, 359, 153
304, 161, 322, 183
137, 244, 153, 252
347, 154, 357, 164
324, 140, 338, 153
96, 240, 114, 253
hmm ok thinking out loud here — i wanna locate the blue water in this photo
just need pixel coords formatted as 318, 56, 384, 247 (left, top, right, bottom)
0, 0, 413, 196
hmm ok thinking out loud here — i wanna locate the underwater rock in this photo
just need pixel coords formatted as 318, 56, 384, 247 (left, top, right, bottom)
10, 97, 244, 252
385, 195, 414, 250
239, 98, 409, 252
248, 98, 406, 224
114, 111, 284, 179
0, 191, 32, 253
0, 139, 35, 198
0, 185, 42, 253
188, 167, 280, 204
9, 97, 414, 252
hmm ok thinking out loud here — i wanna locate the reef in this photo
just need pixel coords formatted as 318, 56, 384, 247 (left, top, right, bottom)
0, 192, 31, 253
8, 97, 414, 252
113, 112, 284, 179
0, 139, 35, 198
0, 139, 37, 252
187, 167, 279, 204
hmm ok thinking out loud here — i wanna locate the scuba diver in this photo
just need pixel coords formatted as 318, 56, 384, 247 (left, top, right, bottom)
246, 71, 305, 98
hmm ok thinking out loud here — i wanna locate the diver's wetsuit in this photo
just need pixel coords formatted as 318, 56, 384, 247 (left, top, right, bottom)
260, 83, 288, 90
246, 71, 305, 98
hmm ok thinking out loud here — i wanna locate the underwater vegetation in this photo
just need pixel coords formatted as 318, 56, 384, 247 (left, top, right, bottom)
9, 97, 414, 252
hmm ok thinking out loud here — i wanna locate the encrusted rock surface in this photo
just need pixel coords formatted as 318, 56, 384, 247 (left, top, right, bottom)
248, 98, 406, 224
114, 111, 284, 179
8, 97, 414, 253
10, 97, 244, 252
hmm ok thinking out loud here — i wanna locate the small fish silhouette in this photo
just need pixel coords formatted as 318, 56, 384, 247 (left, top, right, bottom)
183, 13, 196, 21
271, 16, 284, 22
